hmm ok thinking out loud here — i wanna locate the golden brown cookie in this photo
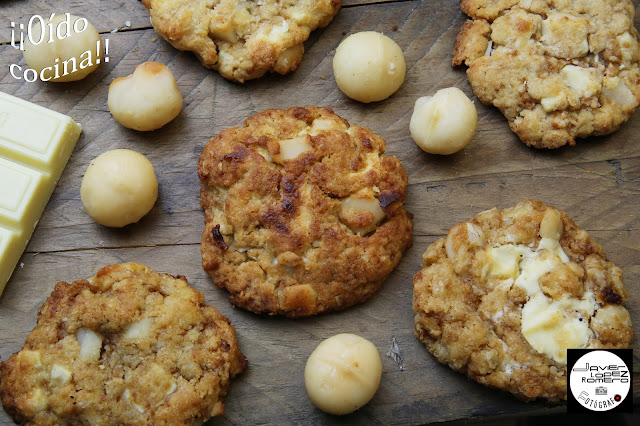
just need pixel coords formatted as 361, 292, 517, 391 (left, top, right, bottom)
453, 0, 640, 148
198, 107, 413, 317
0, 263, 246, 425
142, 0, 341, 82
413, 200, 633, 401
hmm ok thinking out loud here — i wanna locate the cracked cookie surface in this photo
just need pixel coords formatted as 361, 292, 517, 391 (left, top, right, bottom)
453, 0, 640, 148
413, 200, 633, 401
0, 263, 246, 425
198, 107, 413, 317
142, 0, 341, 83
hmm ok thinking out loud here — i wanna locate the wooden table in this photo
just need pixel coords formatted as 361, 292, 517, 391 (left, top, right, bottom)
1, 1, 639, 424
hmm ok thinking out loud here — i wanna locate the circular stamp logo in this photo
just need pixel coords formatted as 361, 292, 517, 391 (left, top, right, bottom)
569, 350, 630, 412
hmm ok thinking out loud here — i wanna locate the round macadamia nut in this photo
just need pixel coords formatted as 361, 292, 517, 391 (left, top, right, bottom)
304, 333, 382, 415
23, 14, 102, 82
409, 87, 478, 155
81, 149, 158, 228
108, 62, 183, 131
333, 32, 406, 103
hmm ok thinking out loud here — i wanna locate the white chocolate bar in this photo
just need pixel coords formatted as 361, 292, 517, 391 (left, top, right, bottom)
0, 91, 82, 295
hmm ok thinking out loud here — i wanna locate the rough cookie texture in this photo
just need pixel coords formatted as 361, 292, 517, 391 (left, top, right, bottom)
198, 107, 413, 317
413, 200, 633, 401
453, 0, 640, 148
142, 0, 341, 82
0, 263, 246, 425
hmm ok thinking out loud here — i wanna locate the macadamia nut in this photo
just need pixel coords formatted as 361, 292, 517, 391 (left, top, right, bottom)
81, 149, 158, 228
23, 14, 102, 82
108, 62, 183, 131
410, 87, 478, 155
333, 32, 406, 103
304, 333, 382, 415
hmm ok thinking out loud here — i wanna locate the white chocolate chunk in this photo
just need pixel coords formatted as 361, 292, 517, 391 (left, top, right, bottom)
123, 317, 154, 340
603, 79, 636, 107
521, 292, 595, 364
76, 328, 104, 362
562, 65, 600, 98
50, 364, 72, 386
488, 245, 526, 279
17, 349, 42, 369
617, 32, 637, 63
310, 118, 339, 135
514, 240, 566, 296
28, 388, 48, 411
541, 93, 567, 112
487, 226, 597, 364
272, 136, 313, 164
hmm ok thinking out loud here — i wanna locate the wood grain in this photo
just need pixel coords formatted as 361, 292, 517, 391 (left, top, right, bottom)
1, 0, 639, 424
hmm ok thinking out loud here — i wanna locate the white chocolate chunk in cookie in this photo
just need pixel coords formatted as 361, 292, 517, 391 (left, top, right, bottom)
272, 136, 313, 164
603, 79, 636, 107
489, 228, 591, 364
27, 388, 48, 411
123, 318, 155, 340
513, 241, 565, 296
617, 32, 638, 63
17, 350, 42, 369
521, 292, 595, 364
488, 245, 525, 280
50, 364, 72, 386
562, 65, 600, 98
76, 328, 104, 362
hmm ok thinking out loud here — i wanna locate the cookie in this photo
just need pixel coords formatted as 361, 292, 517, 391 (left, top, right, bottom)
198, 107, 413, 317
452, 0, 640, 148
0, 263, 246, 425
142, 0, 341, 83
413, 200, 633, 401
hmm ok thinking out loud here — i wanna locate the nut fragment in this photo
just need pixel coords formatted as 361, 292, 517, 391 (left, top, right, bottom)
339, 194, 385, 236
539, 208, 563, 240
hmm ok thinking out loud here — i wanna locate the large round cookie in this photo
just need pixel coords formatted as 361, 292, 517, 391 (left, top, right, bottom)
198, 107, 413, 317
142, 0, 341, 83
452, 0, 640, 148
413, 200, 633, 401
0, 263, 246, 425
